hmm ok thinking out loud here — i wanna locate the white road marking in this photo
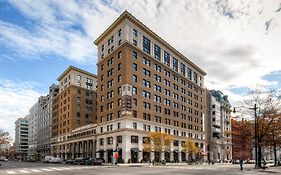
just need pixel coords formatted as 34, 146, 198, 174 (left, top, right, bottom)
18, 170, 29, 173
41, 168, 53, 171
30, 169, 42, 172
50, 167, 63, 170
6, 171, 16, 174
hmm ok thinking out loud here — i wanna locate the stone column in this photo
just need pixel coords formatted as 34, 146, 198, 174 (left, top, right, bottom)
93, 140, 96, 158
122, 135, 131, 163
112, 137, 117, 164
104, 138, 108, 163
178, 143, 182, 162
170, 143, 174, 162
150, 151, 155, 163
96, 139, 100, 158
138, 136, 143, 163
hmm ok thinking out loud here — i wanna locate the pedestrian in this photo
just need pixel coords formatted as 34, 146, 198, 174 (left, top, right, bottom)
262, 159, 267, 170
239, 159, 243, 170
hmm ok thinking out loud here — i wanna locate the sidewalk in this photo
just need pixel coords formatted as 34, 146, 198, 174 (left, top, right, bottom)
255, 166, 281, 174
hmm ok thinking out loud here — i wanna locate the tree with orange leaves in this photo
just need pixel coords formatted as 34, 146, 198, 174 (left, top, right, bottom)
142, 132, 174, 163
230, 119, 253, 161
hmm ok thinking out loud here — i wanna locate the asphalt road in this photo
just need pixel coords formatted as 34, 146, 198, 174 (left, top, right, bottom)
0, 161, 280, 175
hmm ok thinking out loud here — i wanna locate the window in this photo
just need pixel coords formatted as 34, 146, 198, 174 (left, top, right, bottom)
173, 58, 178, 72
180, 63, 185, 76
133, 122, 137, 129
164, 51, 170, 66
118, 51, 122, 59
118, 75, 121, 82
133, 29, 138, 37
143, 36, 151, 54
143, 57, 150, 66
143, 68, 151, 77
118, 63, 122, 70
133, 110, 137, 118
117, 135, 122, 143
142, 79, 151, 88
194, 72, 198, 84
133, 63, 137, 71
132, 86, 138, 94
133, 75, 137, 83
154, 44, 161, 60
154, 64, 161, 72
107, 137, 113, 144
100, 138, 104, 145
118, 29, 122, 36
133, 39, 137, 46
131, 135, 138, 143
187, 68, 192, 80
133, 51, 137, 59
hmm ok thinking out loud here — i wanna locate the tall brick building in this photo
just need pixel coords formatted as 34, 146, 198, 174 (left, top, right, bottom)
51, 66, 97, 159
93, 11, 206, 163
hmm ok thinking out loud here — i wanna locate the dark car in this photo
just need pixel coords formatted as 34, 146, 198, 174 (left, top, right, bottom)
65, 159, 74, 164
92, 158, 103, 165
85, 158, 102, 165
73, 157, 89, 165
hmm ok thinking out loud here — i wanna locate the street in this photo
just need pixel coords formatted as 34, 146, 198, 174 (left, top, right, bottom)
0, 162, 280, 175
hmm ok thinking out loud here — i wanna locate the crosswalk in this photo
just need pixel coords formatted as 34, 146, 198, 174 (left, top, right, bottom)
5, 166, 93, 174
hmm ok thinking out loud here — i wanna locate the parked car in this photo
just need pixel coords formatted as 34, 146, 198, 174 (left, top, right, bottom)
74, 157, 89, 165
43, 156, 53, 163
52, 157, 62, 164
65, 159, 74, 164
86, 158, 102, 165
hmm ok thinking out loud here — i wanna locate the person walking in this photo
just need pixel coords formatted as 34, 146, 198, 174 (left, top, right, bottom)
239, 159, 243, 170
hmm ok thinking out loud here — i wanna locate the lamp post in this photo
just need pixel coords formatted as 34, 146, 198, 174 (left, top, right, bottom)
249, 104, 258, 168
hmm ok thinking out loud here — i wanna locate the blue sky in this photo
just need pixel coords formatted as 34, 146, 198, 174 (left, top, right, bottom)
0, 0, 281, 139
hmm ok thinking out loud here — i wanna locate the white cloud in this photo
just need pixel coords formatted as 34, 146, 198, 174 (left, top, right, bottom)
1, 0, 281, 101
0, 79, 42, 140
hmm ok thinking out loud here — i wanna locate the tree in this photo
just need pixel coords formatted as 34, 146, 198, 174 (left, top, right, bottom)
0, 129, 12, 156
241, 88, 281, 168
142, 132, 174, 162
182, 138, 198, 162
230, 119, 253, 161
262, 112, 281, 166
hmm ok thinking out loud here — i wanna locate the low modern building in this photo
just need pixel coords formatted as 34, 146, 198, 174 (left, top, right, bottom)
15, 116, 29, 160
51, 66, 98, 159
205, 90, 232, 163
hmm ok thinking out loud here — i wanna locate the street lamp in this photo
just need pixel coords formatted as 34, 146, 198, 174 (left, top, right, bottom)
248, 104, 258, 168
233, 104, 258, 168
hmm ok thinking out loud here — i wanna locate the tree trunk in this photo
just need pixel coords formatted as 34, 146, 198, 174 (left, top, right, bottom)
258, 142, 262, 168
273, 143, 277, 166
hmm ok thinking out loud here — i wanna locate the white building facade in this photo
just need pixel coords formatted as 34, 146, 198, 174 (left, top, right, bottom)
205, 90, 232, 163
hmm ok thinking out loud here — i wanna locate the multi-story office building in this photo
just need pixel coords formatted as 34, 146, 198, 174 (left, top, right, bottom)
28, 102, 39, 157
15, 116, 29, 160
37, 84, 59, 158
205, 90, 232, 163
93, 11, 206, 163
51, 66, 97, 159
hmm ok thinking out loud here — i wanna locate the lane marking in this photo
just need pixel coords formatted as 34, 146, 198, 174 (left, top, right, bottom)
30, 169, 42, 172
18, 170, 29, 173
50, 167, 63, 170
6, 171, 16, 174
41, 168, 53, 171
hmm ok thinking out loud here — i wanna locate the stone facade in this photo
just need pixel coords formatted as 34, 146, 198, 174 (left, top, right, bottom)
205, 90, 232, 163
